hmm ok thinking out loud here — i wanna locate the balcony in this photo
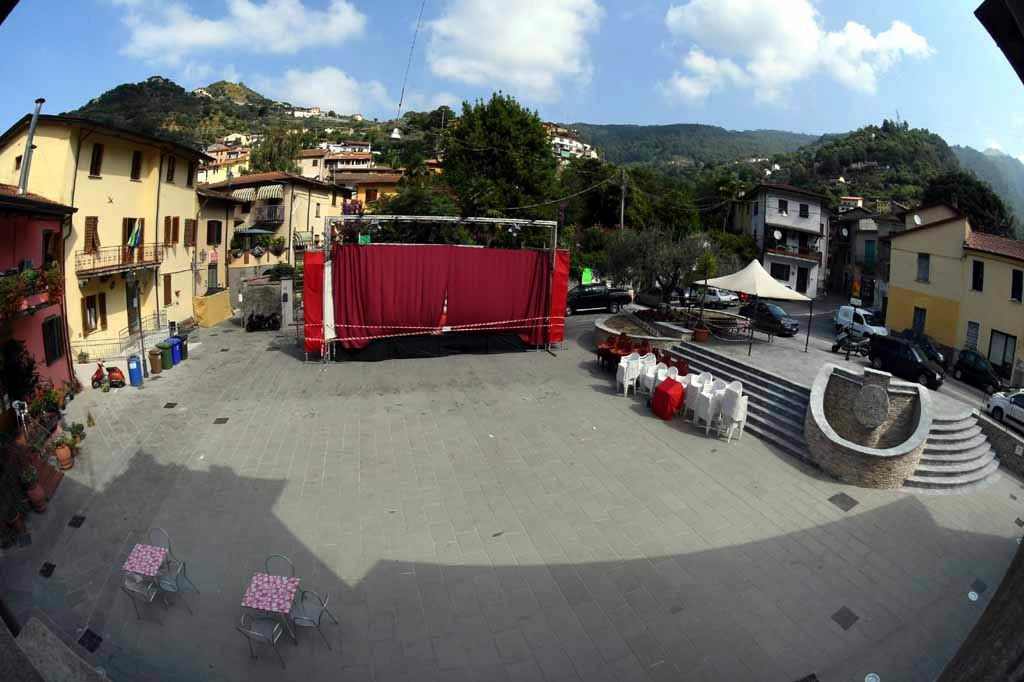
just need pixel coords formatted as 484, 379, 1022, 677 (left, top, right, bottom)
75, 244, 162, 276
766, 245, 822, 265
253, 205, 285, 224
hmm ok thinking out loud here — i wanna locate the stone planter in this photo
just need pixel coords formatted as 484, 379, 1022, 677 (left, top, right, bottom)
25, 483, 47, 512
693, 328, 710, 343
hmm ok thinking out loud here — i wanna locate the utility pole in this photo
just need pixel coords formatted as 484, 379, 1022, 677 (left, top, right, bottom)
619, 168, 626, 229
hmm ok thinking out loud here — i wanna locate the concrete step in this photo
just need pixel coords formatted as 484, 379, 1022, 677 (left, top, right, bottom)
930, 417, 977, 432
915, 449, 996, 475
743, 413, 812, 464
682, 358, 808, 423
923, 433, 988, 454
673, 342, 812, 398
926, 425, 983, 443
920, 442, 994, 464
673, 350, 811, 410
745, 401, 806, 437
904, 458, 1000, 489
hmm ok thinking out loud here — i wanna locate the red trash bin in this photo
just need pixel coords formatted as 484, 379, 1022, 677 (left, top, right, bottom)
652, 377, 685, 420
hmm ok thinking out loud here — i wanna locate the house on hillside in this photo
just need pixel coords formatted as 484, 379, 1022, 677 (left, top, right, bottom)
544, 123, 597, 164
0, 114, 210, 362
732, 183, 831, 296
886, 202, 1024, 383
830, 206, 905, 314
295, 148, 327, 180
331, 171, 402, 212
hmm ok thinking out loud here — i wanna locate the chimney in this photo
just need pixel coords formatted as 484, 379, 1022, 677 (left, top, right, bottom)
16, 98, 45, 196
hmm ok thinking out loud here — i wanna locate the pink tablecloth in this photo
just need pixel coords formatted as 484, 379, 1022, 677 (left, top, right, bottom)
241, 572, 300, 614
122, 544, 168, 577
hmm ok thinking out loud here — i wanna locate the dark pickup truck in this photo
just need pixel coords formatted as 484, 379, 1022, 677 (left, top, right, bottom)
566, 283, 632, 315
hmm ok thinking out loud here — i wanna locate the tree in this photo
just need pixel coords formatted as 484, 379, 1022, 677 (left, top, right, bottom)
606, 230, 710, 300
248, 124, 301, 173
442, 93, 557, 219
922, 170, 1016, 237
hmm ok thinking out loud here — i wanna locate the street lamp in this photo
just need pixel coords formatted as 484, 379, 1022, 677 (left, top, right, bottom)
390, 127, 402, 140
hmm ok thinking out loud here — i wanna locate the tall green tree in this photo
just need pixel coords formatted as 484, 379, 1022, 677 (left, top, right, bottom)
922, 170, 1016, 237
442, 93, 557, 219
248, 124, 301, 173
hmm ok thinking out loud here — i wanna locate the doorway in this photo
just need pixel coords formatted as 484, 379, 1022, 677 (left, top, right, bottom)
988, 330, 1017, 379
912, 306, 927, 335
207, 263, 218, 290
126, 280, 141, 335
796, 266, 809, 294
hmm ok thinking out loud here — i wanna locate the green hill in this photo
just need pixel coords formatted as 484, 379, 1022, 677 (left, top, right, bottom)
569, 122, 818, 165
952, 145, 1024, 223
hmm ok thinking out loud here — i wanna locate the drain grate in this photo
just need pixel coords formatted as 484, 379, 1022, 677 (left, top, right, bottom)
831, 606, 859, 630
220, 348, 229, 352
164, 402, 177, 409
828, 493, 859, 512
78, 629, 102, 652
213, 417, 229, 424
17, 533, 32, 547
39, 562, 55, 578
68, 515, 86, 528
1016, 518, 1023, 527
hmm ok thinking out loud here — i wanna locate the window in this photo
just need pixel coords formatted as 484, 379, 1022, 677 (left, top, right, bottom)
854, 313, 865, 325
89, 143, 104, 176
972, 260, 984, 292
42, 316, 64, 365
14, 155, 22, 171
312, 159, 319, 167
186, 160, 196, 187
331, 191, 337, 207
315, 203, 321, 218
184, 218, 196, 246
163, 274, 172, 306
164, 216, 172, 245
206, 220, 223, 245
770, 262, 791, 281
84, 216, 100, 253
799, 203, 809, 218
121, 217, 143, 246
1013, 270, 1023, 303
81, 293, 106, 335
916, 253, 930, 282
912, 306, 927, 335
753, 202, 758, 216
241, 201, 252, 214
966, 321, 980, 350
778, 199, 788, 216
166, 155, 176, 183
365, 188, 378, 203
42, 230, 59, 267
130, 150, 142, 181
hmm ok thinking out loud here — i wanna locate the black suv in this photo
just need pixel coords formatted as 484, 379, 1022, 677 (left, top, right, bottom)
952, 349, 1004, 394
869, 336, 944, 389
899, 329, 946, 367
739, 301, 799, 336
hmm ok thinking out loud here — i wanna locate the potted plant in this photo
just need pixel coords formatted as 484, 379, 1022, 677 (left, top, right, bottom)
41, 386, 60, 414
19, 467, 46, 512
77, 349, 89, 364
230, 234, 245, 258
269, 236, 286, 256
0, 273, 25, 319
20, 267, 41, 291
42, 263, 63, 303
53, 433, 74, 470
69, 422, 85, 445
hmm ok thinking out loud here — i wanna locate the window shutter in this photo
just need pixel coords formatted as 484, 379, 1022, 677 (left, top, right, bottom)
84, 217, 99, 253
122, 218, 132, 246
185, 219, 196, 247
138, 218, 144, 246
164, 216, 171, 245
98, 293, 107, 330
206, 221, 214, 245
163, 274, 172, 305
172, 217, 180, 244
81, 297, 90, 335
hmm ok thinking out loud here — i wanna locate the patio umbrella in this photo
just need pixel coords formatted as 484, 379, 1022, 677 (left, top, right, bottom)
700, 259, 814, 354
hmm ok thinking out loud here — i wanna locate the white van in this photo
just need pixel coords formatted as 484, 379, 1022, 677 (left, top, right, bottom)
833, 305, 888, 337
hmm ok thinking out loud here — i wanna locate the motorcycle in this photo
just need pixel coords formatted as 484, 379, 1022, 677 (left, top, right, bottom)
831, 327, 870, 357
245, 311, 282, 332
91, 361, 126, 389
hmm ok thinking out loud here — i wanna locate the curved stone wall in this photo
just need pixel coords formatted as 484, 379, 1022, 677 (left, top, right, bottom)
804, 364, 932, 488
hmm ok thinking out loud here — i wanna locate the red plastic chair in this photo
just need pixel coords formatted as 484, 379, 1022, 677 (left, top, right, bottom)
636, 340, 652, 357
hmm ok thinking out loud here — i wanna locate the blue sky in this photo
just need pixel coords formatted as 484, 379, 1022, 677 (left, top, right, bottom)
3, 0, 1024, 159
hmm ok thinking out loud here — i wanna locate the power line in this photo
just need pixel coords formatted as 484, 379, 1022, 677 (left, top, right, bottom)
504, 178, 616, 211
394, 0, 428, 122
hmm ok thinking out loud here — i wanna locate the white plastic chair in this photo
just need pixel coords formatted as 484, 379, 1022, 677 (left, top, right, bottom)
696, 386, 726, 435
616, 353, 641, 396
726, 380, 742, 396
640, 362, 666, 396
683, 374, 704, 421
716, 393, 748, 443
638, 353, 657, 373
665, 366, 680, 383
696, 371, 713, 385
709, 378, 728, 395
652, 366, 670, 392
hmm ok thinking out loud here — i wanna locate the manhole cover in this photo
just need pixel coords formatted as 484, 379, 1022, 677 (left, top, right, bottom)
831, 606, 859, 630
828, 493, 859, 512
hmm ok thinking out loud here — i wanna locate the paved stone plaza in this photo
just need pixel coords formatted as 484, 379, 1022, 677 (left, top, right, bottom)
3, 316, 1023, 682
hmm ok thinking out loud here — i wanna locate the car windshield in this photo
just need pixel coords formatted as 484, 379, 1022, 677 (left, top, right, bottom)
765, 303, 787, 317
909, 346, 926, 363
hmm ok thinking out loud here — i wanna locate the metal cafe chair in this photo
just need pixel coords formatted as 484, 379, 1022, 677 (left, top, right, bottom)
237, 614, 287, 669
289, 589, 339, 650
265, 554, 295, 577
121, 575, 160, 621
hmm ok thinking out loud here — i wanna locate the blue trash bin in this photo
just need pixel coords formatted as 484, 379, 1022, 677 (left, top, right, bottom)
127, 354, 143, 387
166, 337, 182, 365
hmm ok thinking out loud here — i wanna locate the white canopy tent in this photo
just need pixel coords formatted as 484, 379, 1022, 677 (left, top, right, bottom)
700, 259, 815, 354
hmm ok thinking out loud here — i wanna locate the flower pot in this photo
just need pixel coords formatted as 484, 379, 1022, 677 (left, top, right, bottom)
270, 246, 285, 256
55, 444, 74, 470
25, 483, 47, 513
693, 328, 711, 343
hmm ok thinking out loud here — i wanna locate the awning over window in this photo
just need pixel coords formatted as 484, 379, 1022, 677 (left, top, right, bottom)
233, 227, 276, 236
231, 187, 256, 201
256, 184, 284, 200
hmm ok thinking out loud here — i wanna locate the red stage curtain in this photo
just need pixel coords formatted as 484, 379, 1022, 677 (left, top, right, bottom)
331, 244, 450, 349
549, 250, 569, 344
303, 251, 324, 354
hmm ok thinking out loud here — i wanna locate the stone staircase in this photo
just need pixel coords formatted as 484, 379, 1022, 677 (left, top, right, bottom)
670, 341, 812, 464
905, 412, 1001, 490
671, 341, 1001, 492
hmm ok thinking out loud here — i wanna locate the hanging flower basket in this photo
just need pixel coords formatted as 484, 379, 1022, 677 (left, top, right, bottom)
251, 245, 266, 258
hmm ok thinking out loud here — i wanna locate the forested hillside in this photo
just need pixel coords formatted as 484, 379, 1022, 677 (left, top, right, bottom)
953, 146, 1024, 224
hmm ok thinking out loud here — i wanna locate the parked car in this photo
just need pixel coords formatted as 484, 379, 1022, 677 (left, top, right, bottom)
986, 388, 1024, 427
951, 349, 1005, 394
687, 286, 739, 308
868, 335, 944, 389
566, 283, 632, 315
739, 301, 800, 336
899, 329, 946, 367
833, 305, 888, 337
634, 287, 680, 308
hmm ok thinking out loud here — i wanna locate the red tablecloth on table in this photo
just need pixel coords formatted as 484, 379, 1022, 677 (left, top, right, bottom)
651, 377, 685, 420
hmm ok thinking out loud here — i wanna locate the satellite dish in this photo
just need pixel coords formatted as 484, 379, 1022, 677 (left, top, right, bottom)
913, 214, 922, 226
773, 230, 782, 241
841, 228, 849, 237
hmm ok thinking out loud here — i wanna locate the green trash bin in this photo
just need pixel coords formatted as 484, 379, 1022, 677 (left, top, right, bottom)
155, 342, 173, 370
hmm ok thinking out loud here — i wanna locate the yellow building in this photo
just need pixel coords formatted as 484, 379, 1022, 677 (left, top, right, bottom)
886, 202, 1024, 381
0, 114, 209, 360
197, 157, 249, 185
295, 148, 327, 179
332, 171, 402, 212
196, 187, 243, 293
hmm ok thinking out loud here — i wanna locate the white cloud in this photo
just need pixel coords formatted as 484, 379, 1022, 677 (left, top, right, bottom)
253, 67, 392, 116
118, 0, 366, 66
404, 90, 461, 112
427, 0, 603, 101
663, 0, 933, 103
